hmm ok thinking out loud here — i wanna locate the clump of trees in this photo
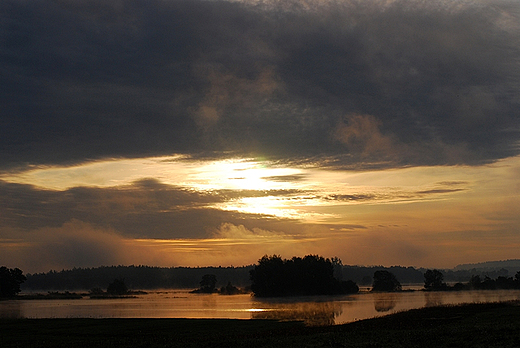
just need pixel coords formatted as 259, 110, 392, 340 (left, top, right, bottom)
0, 266, 26, 298
191, 274, 218, 293
424, 269, 520, 291
89, 278, 142, 298
250, 255, 359, 297
107, 278, 128, 295
371, 270, 402, 292
219, 282, 242, 295
191, 274, 246, 295
424, 269, 448, 291
463, 272, 520, 290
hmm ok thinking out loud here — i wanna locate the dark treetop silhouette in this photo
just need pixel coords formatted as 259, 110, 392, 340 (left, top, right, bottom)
0, 266, 26, 297
250, 255, 359, 297
106, 278, 129, 295
372, 270, 402, 292
424, 269, 448, 290
191, 274, 218, 293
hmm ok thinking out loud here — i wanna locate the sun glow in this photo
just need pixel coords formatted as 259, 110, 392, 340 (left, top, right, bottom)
186, 158, 302, 191
216, 195, 339, 221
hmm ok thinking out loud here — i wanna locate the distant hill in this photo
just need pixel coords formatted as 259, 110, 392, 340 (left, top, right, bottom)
454, 259, 520, 272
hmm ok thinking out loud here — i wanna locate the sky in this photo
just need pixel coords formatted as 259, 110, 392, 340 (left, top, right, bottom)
1, 0, 519, 273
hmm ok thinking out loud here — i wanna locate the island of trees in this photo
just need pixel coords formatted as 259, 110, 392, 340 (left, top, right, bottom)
371, 270, 402, 292
249, 255, 359, 297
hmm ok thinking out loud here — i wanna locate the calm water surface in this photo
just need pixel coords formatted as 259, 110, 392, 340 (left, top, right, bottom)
2, 290, 519, 325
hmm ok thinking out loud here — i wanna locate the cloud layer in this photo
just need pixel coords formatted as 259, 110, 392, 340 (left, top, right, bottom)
0, 174, 474, 241
1, 0, 519, 170
1, 156, 519, 272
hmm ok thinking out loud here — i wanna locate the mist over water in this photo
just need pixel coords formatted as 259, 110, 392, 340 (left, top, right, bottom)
2, 290, 519, 325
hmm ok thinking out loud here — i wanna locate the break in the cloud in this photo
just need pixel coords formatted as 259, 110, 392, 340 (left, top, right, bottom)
1, 0, 519, 170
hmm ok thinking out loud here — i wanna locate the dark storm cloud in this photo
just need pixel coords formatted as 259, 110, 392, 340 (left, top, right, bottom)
0, 179, 300, 238
1, 0, 519, 170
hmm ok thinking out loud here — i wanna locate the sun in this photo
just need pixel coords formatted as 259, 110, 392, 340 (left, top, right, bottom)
187, 158, 315, 218
190, 158, 301, 191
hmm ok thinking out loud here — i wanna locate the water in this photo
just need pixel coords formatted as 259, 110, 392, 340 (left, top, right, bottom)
1, 290, 519, 325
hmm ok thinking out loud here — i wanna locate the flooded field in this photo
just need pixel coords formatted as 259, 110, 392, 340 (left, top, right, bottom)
2, 289, 519, 325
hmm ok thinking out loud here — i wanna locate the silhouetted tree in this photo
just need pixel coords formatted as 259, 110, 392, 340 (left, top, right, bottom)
107, 278, 128, 295
331, 257, 343, 280
199, 274, 217, 293
469, 275, 482, 289
338, 280, 359, 294
424, 269, 447, 290
452, 282, 466, 291
495, 276, 515, 289
480, 276, 496, 290
0, 267, 26, 297
372, 270, 401, 292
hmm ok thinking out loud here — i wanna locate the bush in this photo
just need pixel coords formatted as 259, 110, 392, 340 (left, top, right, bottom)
372, 270, 401, 292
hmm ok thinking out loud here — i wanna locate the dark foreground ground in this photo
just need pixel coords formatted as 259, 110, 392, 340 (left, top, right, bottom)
1, 301, 519, 348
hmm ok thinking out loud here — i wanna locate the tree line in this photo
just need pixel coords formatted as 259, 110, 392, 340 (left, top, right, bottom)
423, 269, 520, 291
11, 259, 520, 294
23, 265, 254, 291
21, 264, 424, 291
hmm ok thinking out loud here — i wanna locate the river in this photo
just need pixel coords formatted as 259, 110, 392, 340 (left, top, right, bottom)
2, 289, 519, 325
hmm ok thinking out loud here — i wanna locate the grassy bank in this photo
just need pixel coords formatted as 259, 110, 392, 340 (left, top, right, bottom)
1, 301, 519, 347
